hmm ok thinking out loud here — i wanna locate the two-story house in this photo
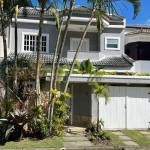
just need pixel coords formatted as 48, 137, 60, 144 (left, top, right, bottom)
0, 5, 150, 129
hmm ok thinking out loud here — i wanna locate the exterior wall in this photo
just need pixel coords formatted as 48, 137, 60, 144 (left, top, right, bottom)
9, 22, 58, 54
64, 51, 105, 61
73, 83, 92, 126
100, 28, 124, 56
64, 31, 99, 52
103, 66, 135, 73
63, 31, 100, 60
135, 61, 150, 73
91, 93, 98, 123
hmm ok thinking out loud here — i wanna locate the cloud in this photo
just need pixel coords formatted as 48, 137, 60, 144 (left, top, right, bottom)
145, 19, 150, 25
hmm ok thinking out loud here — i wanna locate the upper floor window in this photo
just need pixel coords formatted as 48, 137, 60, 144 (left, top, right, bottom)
70, 38, 89, 51
22, 32, 49, 53
105, 37, 120, 50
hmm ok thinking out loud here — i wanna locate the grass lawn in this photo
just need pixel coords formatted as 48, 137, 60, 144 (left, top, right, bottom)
105, 131, 125, 147
122, 130, 150, 147
0, 137, 63, 149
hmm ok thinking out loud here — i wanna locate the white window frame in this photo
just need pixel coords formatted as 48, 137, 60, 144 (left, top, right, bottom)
70, 38, 89, 51
105, 37, 120, 50
21, 32, 49, 53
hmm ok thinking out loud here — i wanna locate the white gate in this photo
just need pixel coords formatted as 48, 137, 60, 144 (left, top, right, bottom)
99, 86, 150, 129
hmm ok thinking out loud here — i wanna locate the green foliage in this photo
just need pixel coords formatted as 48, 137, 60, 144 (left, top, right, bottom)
0, 101, 32, 141
31, 105, 43, 117
1, 99, 14, 113
85, 122, 110, 143
52, 92, 71, 136
73, 59, 95, 74
50, 89, 58, 95
89, 82, 110, 104
85, 122, 97, 133
137, 72, 150, 76
125, 71, 136, 76
30, 105, 49, 138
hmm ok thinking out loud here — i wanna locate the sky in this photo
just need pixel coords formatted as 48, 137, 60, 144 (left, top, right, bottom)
31, 0, 150, 25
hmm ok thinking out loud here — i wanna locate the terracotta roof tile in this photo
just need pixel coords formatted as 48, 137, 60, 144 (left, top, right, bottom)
126, 28, 150, 36
8, 53, 133, 67
18, 6, 123, 21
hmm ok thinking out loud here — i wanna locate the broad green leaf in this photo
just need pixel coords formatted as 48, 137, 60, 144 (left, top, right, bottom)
0, 118, 8, 122
5, 125, 14, 140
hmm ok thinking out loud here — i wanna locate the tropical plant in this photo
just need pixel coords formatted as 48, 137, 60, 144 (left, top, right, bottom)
77, 59, 95, 74
50, 89, 71, 136
0, 101, 32, 141
89, 82, 110, 132
63, 0, 105, 93
85, 121, 110, 144
49, 0, 75, 133
13, 5, 19, 93
35, 0, 60, 105
30, 105, 49, 138
63, 0, 141, 94
0, 0, 32, 116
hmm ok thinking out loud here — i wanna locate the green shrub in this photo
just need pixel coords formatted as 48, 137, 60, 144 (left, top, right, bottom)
51, 91, 71, 136
30, 105, 49, 138
85, 122, 111, 143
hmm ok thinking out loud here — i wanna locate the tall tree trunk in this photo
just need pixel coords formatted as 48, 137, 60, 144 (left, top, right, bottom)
13, 7, 18, 93
97, 98, 100, 132
0, 6, 9, 116
48, 21, 63, 120
53, 0, 74, 90
49, 0, 74, 133
35, 9, 44, 105
63, 8, 95, 93
48, 0, 68, 117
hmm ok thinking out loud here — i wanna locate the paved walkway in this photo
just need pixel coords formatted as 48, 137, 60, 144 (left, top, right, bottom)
111, 131, 139, 147
63, 126, 94, 148
63, 126, 140, 149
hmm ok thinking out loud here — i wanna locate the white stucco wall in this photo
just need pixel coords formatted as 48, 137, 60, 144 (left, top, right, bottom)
135, 61, 150, 73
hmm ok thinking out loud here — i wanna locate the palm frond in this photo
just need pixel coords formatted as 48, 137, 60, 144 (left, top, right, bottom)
48, 7, 60, 29
124, 0, 141, 19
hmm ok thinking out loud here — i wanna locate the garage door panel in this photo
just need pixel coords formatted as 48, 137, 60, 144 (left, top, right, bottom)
127, 87, 150, 129
99, 86, 126, 129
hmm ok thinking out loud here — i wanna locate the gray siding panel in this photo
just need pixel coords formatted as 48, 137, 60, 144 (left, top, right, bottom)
64, 31, 98, 51
100, 28, 124, 56
10, 23, 58, 54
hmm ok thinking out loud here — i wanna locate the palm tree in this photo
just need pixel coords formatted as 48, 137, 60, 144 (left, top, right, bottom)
89, 82, 110, 132
48, 0, 75, 133
63, 0, 141, 93
0, 0, 32, 116
48, 0, 67, 120
35, 0, 60, 105
53, 0, 75, 90
63, 0, 105, 93
13, 5, 18, 93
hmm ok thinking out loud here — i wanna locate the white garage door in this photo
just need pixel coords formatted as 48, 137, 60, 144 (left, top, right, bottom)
99, 86, 150, 129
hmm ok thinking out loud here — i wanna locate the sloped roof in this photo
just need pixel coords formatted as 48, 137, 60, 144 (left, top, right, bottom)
126, 28, 150, 36
18, 6, 123, 21
8, 53, 133, 67
92, 56, 132, 67
18, 7, 54, 16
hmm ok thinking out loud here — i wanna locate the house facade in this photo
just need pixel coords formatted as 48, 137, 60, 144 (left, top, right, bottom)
0, 5, 150, 129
